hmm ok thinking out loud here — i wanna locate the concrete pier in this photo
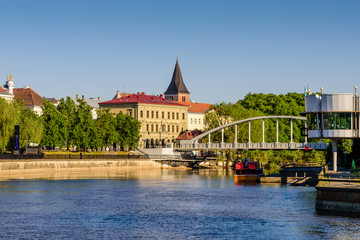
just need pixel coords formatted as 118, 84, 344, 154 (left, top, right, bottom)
316, 179, 360, 216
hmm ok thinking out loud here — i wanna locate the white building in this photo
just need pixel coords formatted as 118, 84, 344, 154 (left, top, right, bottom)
0, 75, 15, 101
72, 95, 102, 119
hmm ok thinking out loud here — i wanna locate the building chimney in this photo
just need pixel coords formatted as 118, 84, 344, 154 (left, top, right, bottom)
82, 95, 85, 100
98, 97, 101, 101
76, 94, 79, 99
141, 92, 145, 95
160, 94, 163, 98
137, 92, 140, 95
116, 91, 121, 99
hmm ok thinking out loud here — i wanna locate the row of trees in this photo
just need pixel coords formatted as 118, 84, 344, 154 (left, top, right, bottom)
0, 97, 141, 153
41, 97, 141, 151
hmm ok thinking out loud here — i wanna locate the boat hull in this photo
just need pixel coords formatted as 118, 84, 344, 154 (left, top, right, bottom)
234, 174, 259, 183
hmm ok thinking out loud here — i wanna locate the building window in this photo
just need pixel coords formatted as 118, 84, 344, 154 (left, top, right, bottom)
162, 112, 165, 119
140, 111, 143, 118
151, 111, 154, 118
182, 113, 185, 120
127, 109, 132, 116
168, 112, 170, 119
176, 113, 179, 120
172, 112, 175, 119
147, 111, 149, 118
146, 124, 149, 132
156, 125, 158, 132
323, 112, 351, 130
151, 125, 154, 132
182, 96, 186, 102
172, 125, 174, 132
156, 111, 159, 118
307, 113, 318, 130
168, 125, 170, 132
176, 126, 179, 132
191, 118, 193, 124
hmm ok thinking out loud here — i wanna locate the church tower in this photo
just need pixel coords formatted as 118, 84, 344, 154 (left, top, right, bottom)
164, 58, 190, 103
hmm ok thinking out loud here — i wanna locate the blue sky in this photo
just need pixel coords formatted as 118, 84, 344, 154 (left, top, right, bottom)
1, 0, 360, 104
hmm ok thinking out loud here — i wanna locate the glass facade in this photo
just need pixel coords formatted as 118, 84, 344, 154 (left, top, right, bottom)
322, 113, 351, 130
307, 113, 318, 130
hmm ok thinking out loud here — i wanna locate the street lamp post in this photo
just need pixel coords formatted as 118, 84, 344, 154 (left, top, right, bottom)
159, 123, 162, 148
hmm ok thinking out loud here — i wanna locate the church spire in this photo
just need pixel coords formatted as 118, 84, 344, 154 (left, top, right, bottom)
164, 58, 190, 95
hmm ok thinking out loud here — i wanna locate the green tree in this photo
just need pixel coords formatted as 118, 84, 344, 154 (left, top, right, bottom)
57, 97, 77, 150
41, 100, 62, 149
19, 107, 43, 149
0, 98, 21, 152
73, 99, 97, 151
96, 108, 117, 149
115, 112, 141, 150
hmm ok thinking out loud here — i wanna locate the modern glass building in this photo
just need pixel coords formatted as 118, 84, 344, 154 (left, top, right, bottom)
305, 93, 357, 138
304, 92, 358, 171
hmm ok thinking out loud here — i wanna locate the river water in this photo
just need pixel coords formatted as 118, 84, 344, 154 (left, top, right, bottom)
0, 169, 359, 239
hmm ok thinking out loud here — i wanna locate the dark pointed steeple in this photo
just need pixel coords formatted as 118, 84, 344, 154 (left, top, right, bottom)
164, 58, 190, 95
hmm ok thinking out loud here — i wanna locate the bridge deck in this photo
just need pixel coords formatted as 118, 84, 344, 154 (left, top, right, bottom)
179, 142, 328, 150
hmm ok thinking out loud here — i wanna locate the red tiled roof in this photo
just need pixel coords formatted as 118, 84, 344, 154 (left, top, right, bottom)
100, 93, 187, 107
181, 102, 211, 113
0, 86, 5, 92
176, 129, 202, 140
13, 88, 43, 106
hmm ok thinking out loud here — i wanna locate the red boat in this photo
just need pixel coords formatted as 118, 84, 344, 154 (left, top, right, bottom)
234, 161, 263, 183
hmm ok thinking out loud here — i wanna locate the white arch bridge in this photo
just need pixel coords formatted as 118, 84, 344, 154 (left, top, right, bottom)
178, 116, 328, 151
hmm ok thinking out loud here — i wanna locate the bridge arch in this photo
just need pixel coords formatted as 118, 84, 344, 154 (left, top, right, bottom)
189, 115, 306, 143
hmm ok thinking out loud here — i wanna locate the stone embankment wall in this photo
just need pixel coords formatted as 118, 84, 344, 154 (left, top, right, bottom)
0, 159, 161, 170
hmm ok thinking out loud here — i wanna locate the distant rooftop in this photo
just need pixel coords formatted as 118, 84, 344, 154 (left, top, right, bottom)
100, 92, 186, 107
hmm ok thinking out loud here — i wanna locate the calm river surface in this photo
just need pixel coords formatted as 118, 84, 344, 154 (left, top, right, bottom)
0, 169, 359, 239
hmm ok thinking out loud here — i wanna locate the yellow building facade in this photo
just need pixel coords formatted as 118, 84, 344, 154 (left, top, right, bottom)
99, 92, 188, 148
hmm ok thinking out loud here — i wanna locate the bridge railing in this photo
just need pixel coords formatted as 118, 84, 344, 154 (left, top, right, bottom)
179, 142, 328, 150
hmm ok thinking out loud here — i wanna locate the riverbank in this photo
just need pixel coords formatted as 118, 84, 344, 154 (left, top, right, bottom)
0, 158, 164, 181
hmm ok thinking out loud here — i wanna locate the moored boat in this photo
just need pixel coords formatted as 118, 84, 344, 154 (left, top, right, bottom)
234, 161, 263, 183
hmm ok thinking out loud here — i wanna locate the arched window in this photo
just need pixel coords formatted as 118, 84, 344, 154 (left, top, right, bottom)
182, 113, 185, 120
140, 111, 143, 118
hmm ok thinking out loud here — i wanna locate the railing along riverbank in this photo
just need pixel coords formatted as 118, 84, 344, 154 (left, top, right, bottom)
0, 154, 149, 160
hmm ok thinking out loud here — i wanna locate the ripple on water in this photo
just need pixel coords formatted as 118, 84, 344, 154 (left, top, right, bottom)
0, 170, 359, 239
